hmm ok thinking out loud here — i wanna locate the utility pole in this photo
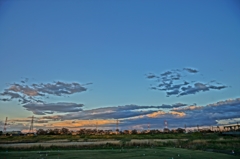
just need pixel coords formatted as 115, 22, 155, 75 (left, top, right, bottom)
29, 116, 34, 133
3, 117, 8, 133
116, 119, 119, 134
96, 121, 98, 132
164, 120, 168, 129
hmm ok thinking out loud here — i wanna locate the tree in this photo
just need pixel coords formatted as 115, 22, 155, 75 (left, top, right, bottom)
123, 130, 130, 134
36, 129, 46, 135
176, 128, 185, 133
150, 129, 159, 134
47, 129, 55, 135
53, 129, 60, 135
79, 129, 86, 135
61, 128, 69, 135
131, 129, 137, 134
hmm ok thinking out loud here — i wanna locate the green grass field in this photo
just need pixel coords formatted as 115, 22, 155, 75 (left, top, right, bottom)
0, 133, 221, 142
0, 148, 238, 159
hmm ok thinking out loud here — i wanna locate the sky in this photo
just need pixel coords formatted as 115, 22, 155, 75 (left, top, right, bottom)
0, 0, 240, 132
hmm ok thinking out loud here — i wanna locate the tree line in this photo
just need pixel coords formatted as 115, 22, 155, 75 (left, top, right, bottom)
36, 127, 189, 135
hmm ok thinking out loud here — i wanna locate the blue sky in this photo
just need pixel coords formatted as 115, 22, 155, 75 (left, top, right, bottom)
0, 0, 240, 131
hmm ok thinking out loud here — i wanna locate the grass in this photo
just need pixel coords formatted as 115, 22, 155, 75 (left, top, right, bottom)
0, 147, 238, 159
0, 133, 221, 143
1, 134, 239, 157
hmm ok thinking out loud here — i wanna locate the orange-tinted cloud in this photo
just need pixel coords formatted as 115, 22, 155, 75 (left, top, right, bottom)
147, 111, 166, 118
173, 105, 202, 111
169, 111, 186, 117
147, 110, 185, 118
49, 119, 116, 128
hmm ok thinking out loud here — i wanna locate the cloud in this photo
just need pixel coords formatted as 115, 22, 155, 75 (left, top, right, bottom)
207, 98, 240, 107
158, 104, 173, 109
170, 111, 186, 117
6, 98, 240, 131
0, 80, 91, 104
208, 85, 227, 90
157, 103, 187, 109
183, 68, 198, 73
145, 73, 159, 79
172, 105, 203, 111
9, 84, 40, 96
79, 104, 161, 114
166, 89, 179, 96
216, 118, 240, 125
146, 110, 186, 118
179, 83, 227, 96
147, 111, 166, 118
179, 83, 209, 96
0, 90, 23, 99
172, 98, 240, 126
39, 104, 165, 121
147, 67, 227, 97
38, 115, 62, 121
33, 81, 88, 96
172, 103, 188, 107
65, 109, 155, 120
40, 103, 187, 122
0, 98, 11, 102
23, 102, 84, 115
106, 98, 240, 129
146, 111, 186, 118
161, 71, 172, 76
49, 119, 116, 129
